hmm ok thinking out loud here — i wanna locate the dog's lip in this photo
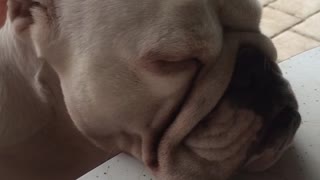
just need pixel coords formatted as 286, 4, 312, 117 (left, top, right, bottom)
144, 66, 203, 170
146, 103, 217, 171
145, 92, 236, 172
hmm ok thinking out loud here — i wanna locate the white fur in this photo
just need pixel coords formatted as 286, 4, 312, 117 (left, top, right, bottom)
0, 0, 282, 179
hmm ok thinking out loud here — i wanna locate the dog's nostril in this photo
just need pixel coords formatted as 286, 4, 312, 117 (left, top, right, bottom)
273, 106, 301, 130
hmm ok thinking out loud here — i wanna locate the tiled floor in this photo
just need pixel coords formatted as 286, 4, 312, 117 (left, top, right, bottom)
260, 0, 320, 61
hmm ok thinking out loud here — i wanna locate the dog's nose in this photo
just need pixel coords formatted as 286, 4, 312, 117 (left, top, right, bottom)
227, 45, 300, 116
228, 45, 302, 139
230, 46, 280, 90
273, 107, 301, 131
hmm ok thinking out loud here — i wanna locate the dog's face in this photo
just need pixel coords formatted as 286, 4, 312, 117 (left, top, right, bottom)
1, 0, 300, 179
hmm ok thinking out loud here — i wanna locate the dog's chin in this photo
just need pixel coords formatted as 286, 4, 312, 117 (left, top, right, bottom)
243, 110, 300, 172
244, 125, 297, 172
244, 147, 288, 172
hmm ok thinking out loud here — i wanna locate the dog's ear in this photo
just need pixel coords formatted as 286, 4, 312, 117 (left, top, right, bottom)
4, 0, 57, 57
5, 0, 38, 35
0, 0, 7, 27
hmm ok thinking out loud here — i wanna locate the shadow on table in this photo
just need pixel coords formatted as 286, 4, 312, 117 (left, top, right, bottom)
233, 144, 309, 180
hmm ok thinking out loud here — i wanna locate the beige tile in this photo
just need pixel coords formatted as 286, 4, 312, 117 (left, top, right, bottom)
270, 0, 320, 18
293, 12, 320, 41
259, 0, 275, 6
272, 31, 320, 61
261, 7, 301, 37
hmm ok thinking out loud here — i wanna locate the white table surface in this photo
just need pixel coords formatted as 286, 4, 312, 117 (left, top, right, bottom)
79, 47, 320, 180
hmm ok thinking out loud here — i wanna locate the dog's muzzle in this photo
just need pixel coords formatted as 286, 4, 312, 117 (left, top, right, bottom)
145, 32, 302, 180
225, 45, 301, 172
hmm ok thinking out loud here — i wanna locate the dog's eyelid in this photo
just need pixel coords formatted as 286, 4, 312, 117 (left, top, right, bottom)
31, 1, 41, 6
31, 0, 48, 10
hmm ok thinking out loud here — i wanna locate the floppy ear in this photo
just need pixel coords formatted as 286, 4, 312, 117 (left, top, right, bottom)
5, 0, 37, 35
0, 0, 7, 27
4, 0, 57, 57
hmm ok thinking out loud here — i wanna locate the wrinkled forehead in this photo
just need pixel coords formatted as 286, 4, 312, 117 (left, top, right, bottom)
56, 0, 220, 18
56, 1, 218, 32
53, 0, 224, 59
55, 0, 262, 33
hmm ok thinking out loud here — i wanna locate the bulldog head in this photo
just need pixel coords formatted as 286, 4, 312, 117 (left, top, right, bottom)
0, 0, 300, 179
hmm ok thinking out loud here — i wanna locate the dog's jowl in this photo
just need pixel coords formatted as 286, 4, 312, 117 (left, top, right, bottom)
0, 0, 300, 180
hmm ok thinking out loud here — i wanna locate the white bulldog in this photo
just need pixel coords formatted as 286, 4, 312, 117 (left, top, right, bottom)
0, 0, 300, 180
